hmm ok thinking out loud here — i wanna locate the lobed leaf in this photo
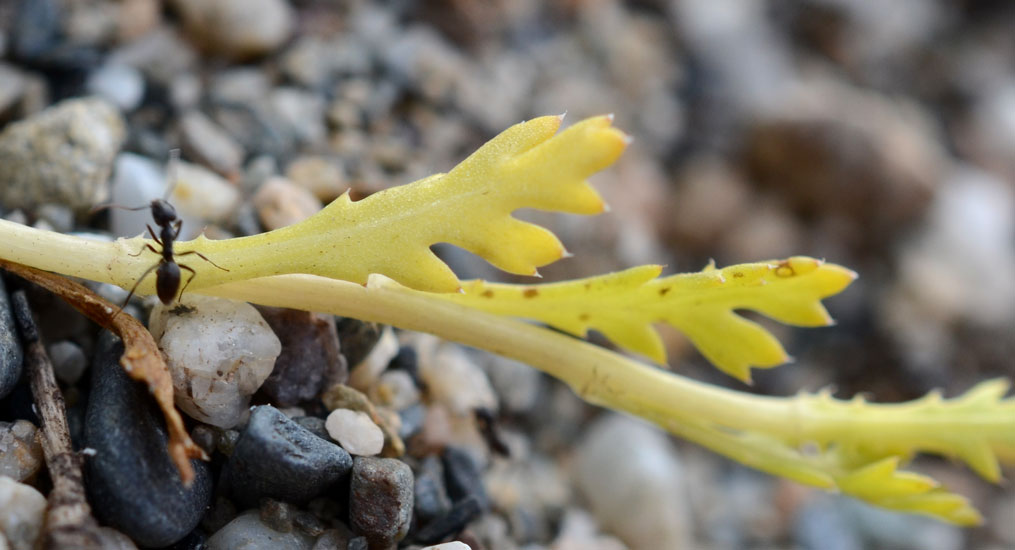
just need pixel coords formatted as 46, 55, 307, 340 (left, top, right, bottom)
147, 115, 628, 295
443, 256, 857, 381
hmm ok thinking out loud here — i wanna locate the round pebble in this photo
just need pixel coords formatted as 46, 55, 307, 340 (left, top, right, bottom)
222, 405, 352, 508
207, 510, 314, 550
256, 306, 346, 406
47, 340, 87, 385
0, 96, 125, 213
0, 476, 46, 550
172, 0, 294, 60
149, 295, 281, 428
179, 109, 245, 177
325, 409, 384, 457
0, 420, 44, 482
85, 63, 145, 111
253, 176, 322, 230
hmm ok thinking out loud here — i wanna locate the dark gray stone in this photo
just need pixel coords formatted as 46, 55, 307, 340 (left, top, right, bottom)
85, 332, 213, 548
334, 318, 382, 368
222, 405, 352, 507
256, 307, 346, 406
412, 496, 482, 546
350, 457, 414, 548
293, 416, 330, 441
346, 536, 368, 550
442, 446, 488, 510
0, 275, 24, 399
413, 455, 451, 526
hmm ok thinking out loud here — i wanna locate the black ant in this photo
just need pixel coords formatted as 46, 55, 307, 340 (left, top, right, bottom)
94, 151, 228, 310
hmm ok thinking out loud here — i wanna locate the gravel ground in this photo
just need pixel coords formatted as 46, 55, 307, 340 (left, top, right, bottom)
0, 1, 1013, 549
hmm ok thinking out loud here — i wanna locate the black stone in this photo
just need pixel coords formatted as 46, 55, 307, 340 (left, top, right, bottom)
412, 496, 482, 545
349, 457, 414, 548
293, 415, 330, 441
0, 275, 24, 400
413, 455, 452, 526
85, 332, 213, 548
334, 318, 382, 368
387, 346, 422, 388
221, 405, 352, 508
398, 403, 426, 441
442, 446, 489, 511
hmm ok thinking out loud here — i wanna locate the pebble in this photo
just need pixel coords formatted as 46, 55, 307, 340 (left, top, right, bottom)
398, 403, 426, 441
310, 529, 353, 550
325, 409, 384, 457
349, 457, 415, 548
346, 536, 368, 550
179, 110, 245, 178
47, 340, 87, 384
0, 476, 46, 550
221, 405, 352, 508
420, 345, 497, 416
413, 455, 452, 526
0, 97, 125, 214
0, 275, 23, 399
35, 203, 75, 233
206, 510, 315, 550
253, 176, 323, 230
293, 416, 330, 441
171, 0, 295, 60
85, 332, 213, 548
267, 87, 327, 147
0, 420, 43, 482
0, 63, 27, 120
551, 509, 628, 550
479, 354, 543, 415
85, 63, 146, 112
286, 156, 349, 202
170, 160, 242, 225
794, 495, 862, 550
574, 414, 692, 550
412, 496, 482, 546
347, 326, 399, 392
334, 318, 384, 370
442, 446, 489, 510
369, 369, 421, 411
149, 295, 281, 428
420, 543, 471, 550
256, 306, 346, 406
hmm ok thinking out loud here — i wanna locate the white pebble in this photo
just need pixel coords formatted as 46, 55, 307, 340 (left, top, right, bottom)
86, 64, 145, 111
0, 476, 46, 550
206, 510, 313, 550
421, 543, 472, 550
421, 345, 497, 415
150, 295, 281, 428
325, 409, 384, 456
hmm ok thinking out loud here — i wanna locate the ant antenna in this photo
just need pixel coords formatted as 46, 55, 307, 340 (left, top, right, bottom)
163, 149, 181, 202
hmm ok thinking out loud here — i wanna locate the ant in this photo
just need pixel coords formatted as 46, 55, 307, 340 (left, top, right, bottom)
94, 151, 228, 310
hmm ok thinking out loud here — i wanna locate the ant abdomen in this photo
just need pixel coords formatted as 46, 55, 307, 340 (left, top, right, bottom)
156, 261, 182, 305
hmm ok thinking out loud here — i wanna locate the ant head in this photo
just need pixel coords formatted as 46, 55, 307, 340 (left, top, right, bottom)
150, 199, 177, 226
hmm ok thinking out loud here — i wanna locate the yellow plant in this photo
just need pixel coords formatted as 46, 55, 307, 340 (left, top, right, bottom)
0, 115, 1011, 525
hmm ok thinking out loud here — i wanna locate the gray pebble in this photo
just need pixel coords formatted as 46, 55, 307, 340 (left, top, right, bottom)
85, 332, 213, 548
413, 456, 452, 526
0, 97, 125, 214
350, 457, 415, 548
0, 420, 43, 482
85, 64, 145, 112
207, 510, 314, 550
293, 416, 330, 441
442, 446, 488, 510
256, 306, 345, 406
47, 340, 87, 385
179, 109, 245, 177
0, 275, 23, 399
222, 405, 353, 508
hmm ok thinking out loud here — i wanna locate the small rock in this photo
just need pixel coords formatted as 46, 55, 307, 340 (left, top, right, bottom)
398, 403, 426, 441
0, 476, 46, 550
310, 529, 352, 550
0, 97, 125, 214
207, 510, 315, 550
412, 496, 482, 546
85, 64, 145, 112
253, 176, 323, 230
479, 353, 542, 415
370, 369, 420, 411
551, 509, 628, 550
794, 495, 862, 550
259, 499, 294, 533
0, 63, 28, 121
293, 416, 330, 441
421, 345, 497, 416
346, 536, 368, 550
221, 405, 353, 507
0, 420, 44, 482
47, 340, 87, 384
85, 332, 213, 548
257, 306, 347, 406
347, 326, 398, 391
350, 457, 414, 548
413, 455, 452, 526
420, 543, 471, 550
179, 110, 245, 177
171, 0, 294, 60
574, 414, 692, 550
0, 275, 23, 399
442, 446, 489, 510
286, 156, 348, 202
335, 318, 383, 369
149, 295, 281, 428
170, 160, 242, 225
325, 409, 384, 457
35, 203, 75, 233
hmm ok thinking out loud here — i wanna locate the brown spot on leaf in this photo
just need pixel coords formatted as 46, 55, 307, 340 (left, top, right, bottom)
774, 261, 795, 278
481, 289, 494, 298
659, 287, 671, 296
579, 313, 590, 321
523, 288, 539, 298
733, 271, 744, 278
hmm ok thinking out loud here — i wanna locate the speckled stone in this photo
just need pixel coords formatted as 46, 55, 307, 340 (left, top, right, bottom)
0, 275, 23, 399
350, 457, 414, 548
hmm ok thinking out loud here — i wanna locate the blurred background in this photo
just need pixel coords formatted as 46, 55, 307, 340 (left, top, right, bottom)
0, 0, 1012, 548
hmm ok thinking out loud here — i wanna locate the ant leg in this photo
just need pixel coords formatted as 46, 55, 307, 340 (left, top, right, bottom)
177, 264, 198, 301
148, 224, 164, 246
129, 243, 161, 258
172, 219, 182, 240
114, 262, 160, 318
176, 250, 230, 272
